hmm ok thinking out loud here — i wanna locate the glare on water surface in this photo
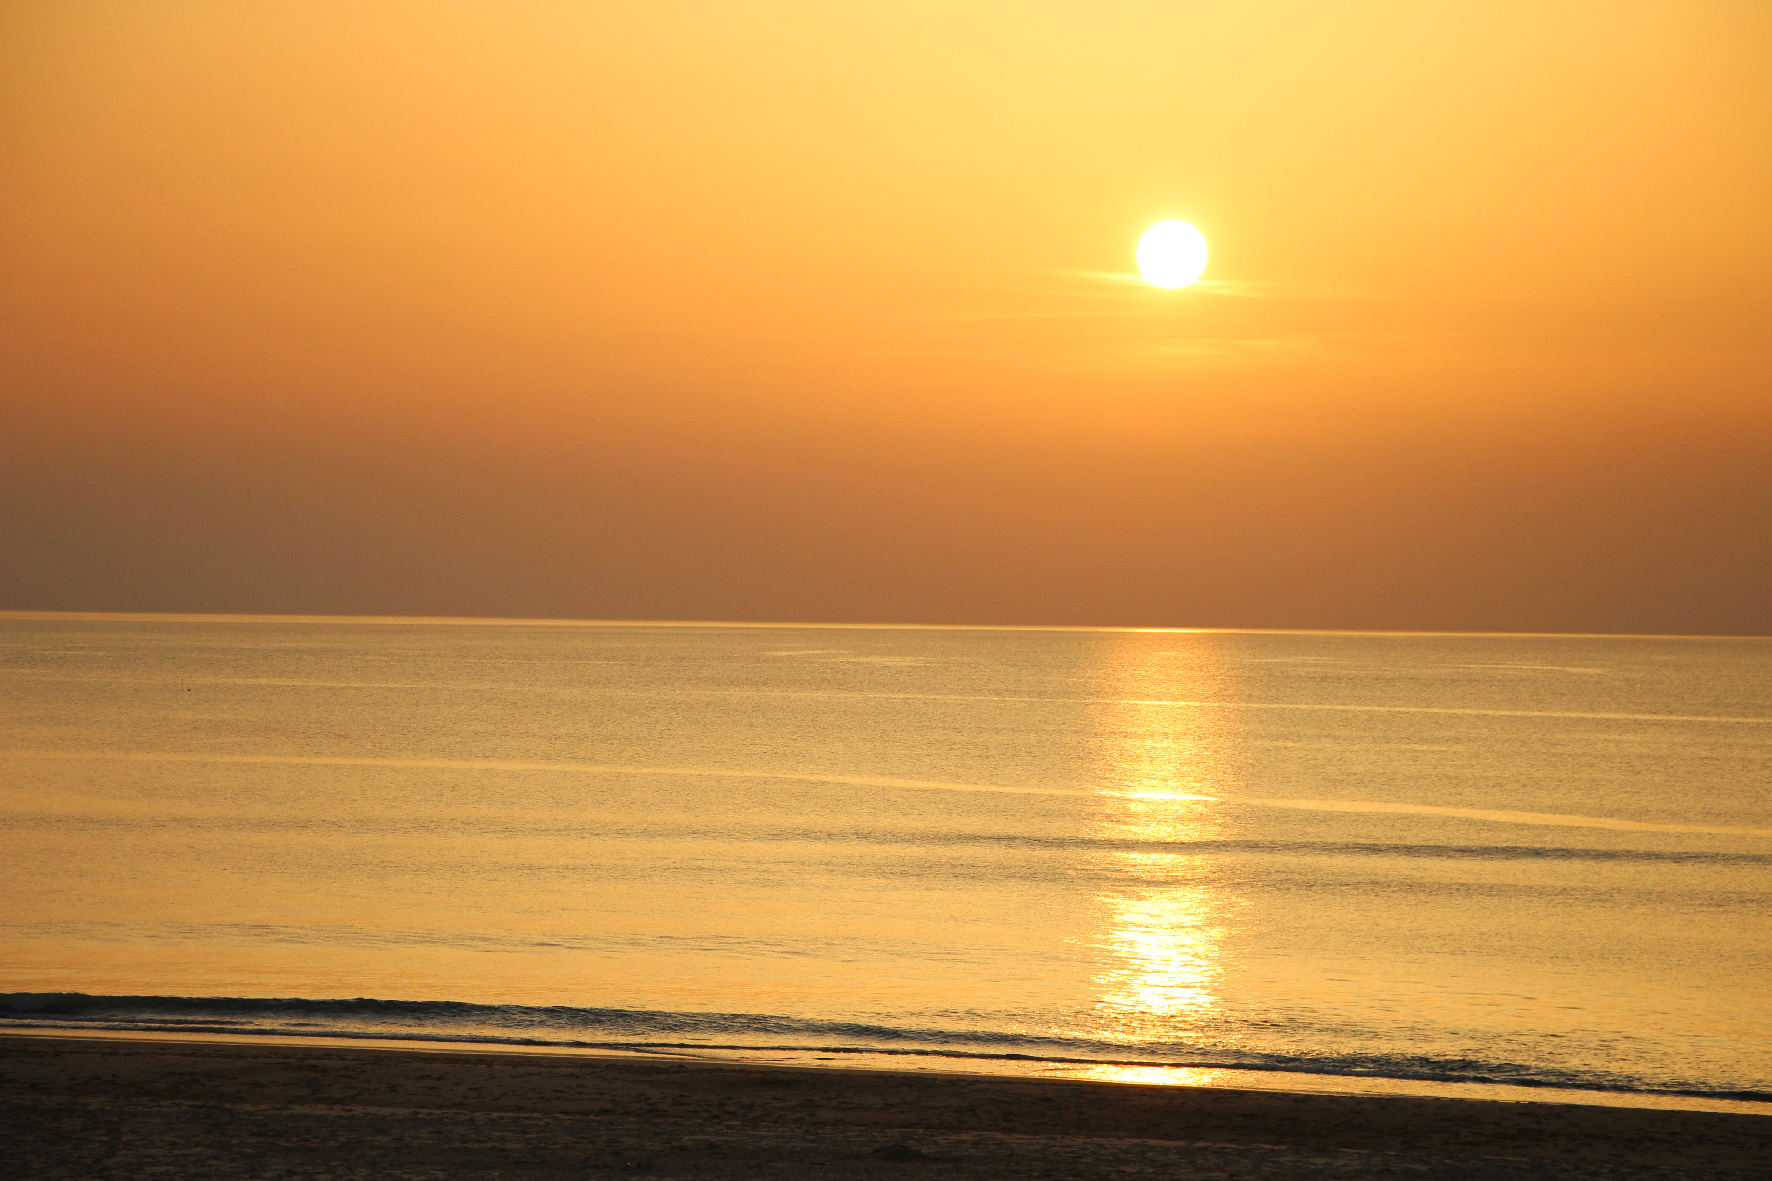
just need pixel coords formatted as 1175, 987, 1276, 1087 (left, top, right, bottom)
1088, 639, 1235, 1040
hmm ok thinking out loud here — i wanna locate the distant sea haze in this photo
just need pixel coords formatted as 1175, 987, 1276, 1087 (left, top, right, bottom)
2, 615, 1768, 1111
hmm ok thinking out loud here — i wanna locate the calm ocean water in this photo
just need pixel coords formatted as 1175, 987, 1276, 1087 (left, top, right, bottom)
2, 614, 1768, 1110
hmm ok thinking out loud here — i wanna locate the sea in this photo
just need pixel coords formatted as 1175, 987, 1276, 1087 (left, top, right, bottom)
2, 613, 1768, 1113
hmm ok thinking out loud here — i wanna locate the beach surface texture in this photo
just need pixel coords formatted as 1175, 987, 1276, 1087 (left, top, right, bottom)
2, 1035, 1768, 1181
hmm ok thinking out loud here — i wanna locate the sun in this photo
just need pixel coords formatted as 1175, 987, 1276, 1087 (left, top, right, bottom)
1136, 221, 1208, 289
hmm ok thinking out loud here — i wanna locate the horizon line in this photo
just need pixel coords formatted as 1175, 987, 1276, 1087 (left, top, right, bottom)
0, 610, 1764, 641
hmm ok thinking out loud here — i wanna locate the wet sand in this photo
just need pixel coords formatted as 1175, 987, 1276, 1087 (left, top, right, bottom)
1, 1034, 1767, 1179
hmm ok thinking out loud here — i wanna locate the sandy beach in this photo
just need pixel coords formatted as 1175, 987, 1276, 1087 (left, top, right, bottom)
1, 1034, 1767, 1180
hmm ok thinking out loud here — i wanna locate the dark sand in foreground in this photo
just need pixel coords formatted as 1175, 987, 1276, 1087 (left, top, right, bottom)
1, 1035, 1767, 1179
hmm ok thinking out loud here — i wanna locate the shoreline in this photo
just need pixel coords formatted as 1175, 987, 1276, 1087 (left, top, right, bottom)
5, 1025, 1768, 1117
4, 1033, 1769, 1179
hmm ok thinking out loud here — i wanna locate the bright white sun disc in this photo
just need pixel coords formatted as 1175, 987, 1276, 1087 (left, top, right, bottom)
1136, 220, 1208, 289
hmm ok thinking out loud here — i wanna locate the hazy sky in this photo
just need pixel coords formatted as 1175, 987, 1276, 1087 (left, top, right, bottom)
3, 1, 1768, 631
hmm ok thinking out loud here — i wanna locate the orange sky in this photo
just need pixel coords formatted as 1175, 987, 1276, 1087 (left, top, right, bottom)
2, 1, 1768, 631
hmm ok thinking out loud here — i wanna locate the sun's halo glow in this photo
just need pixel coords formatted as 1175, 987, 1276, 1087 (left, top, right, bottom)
1136, 221, 1208, 289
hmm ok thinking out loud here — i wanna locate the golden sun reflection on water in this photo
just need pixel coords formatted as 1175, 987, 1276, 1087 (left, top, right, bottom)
1088, 639, 1238, 1043
1093, 848, 1221, 1024
1072, 1064, 1240, 1088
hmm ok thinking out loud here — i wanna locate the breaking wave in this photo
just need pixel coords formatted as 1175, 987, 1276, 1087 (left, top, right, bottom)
5, 992, 1766, 1104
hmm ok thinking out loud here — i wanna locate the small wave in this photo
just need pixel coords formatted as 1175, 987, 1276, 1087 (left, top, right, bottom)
5, 993, 1764, 1105
8, 751, 1769, 837
858, 834, 1772, 866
